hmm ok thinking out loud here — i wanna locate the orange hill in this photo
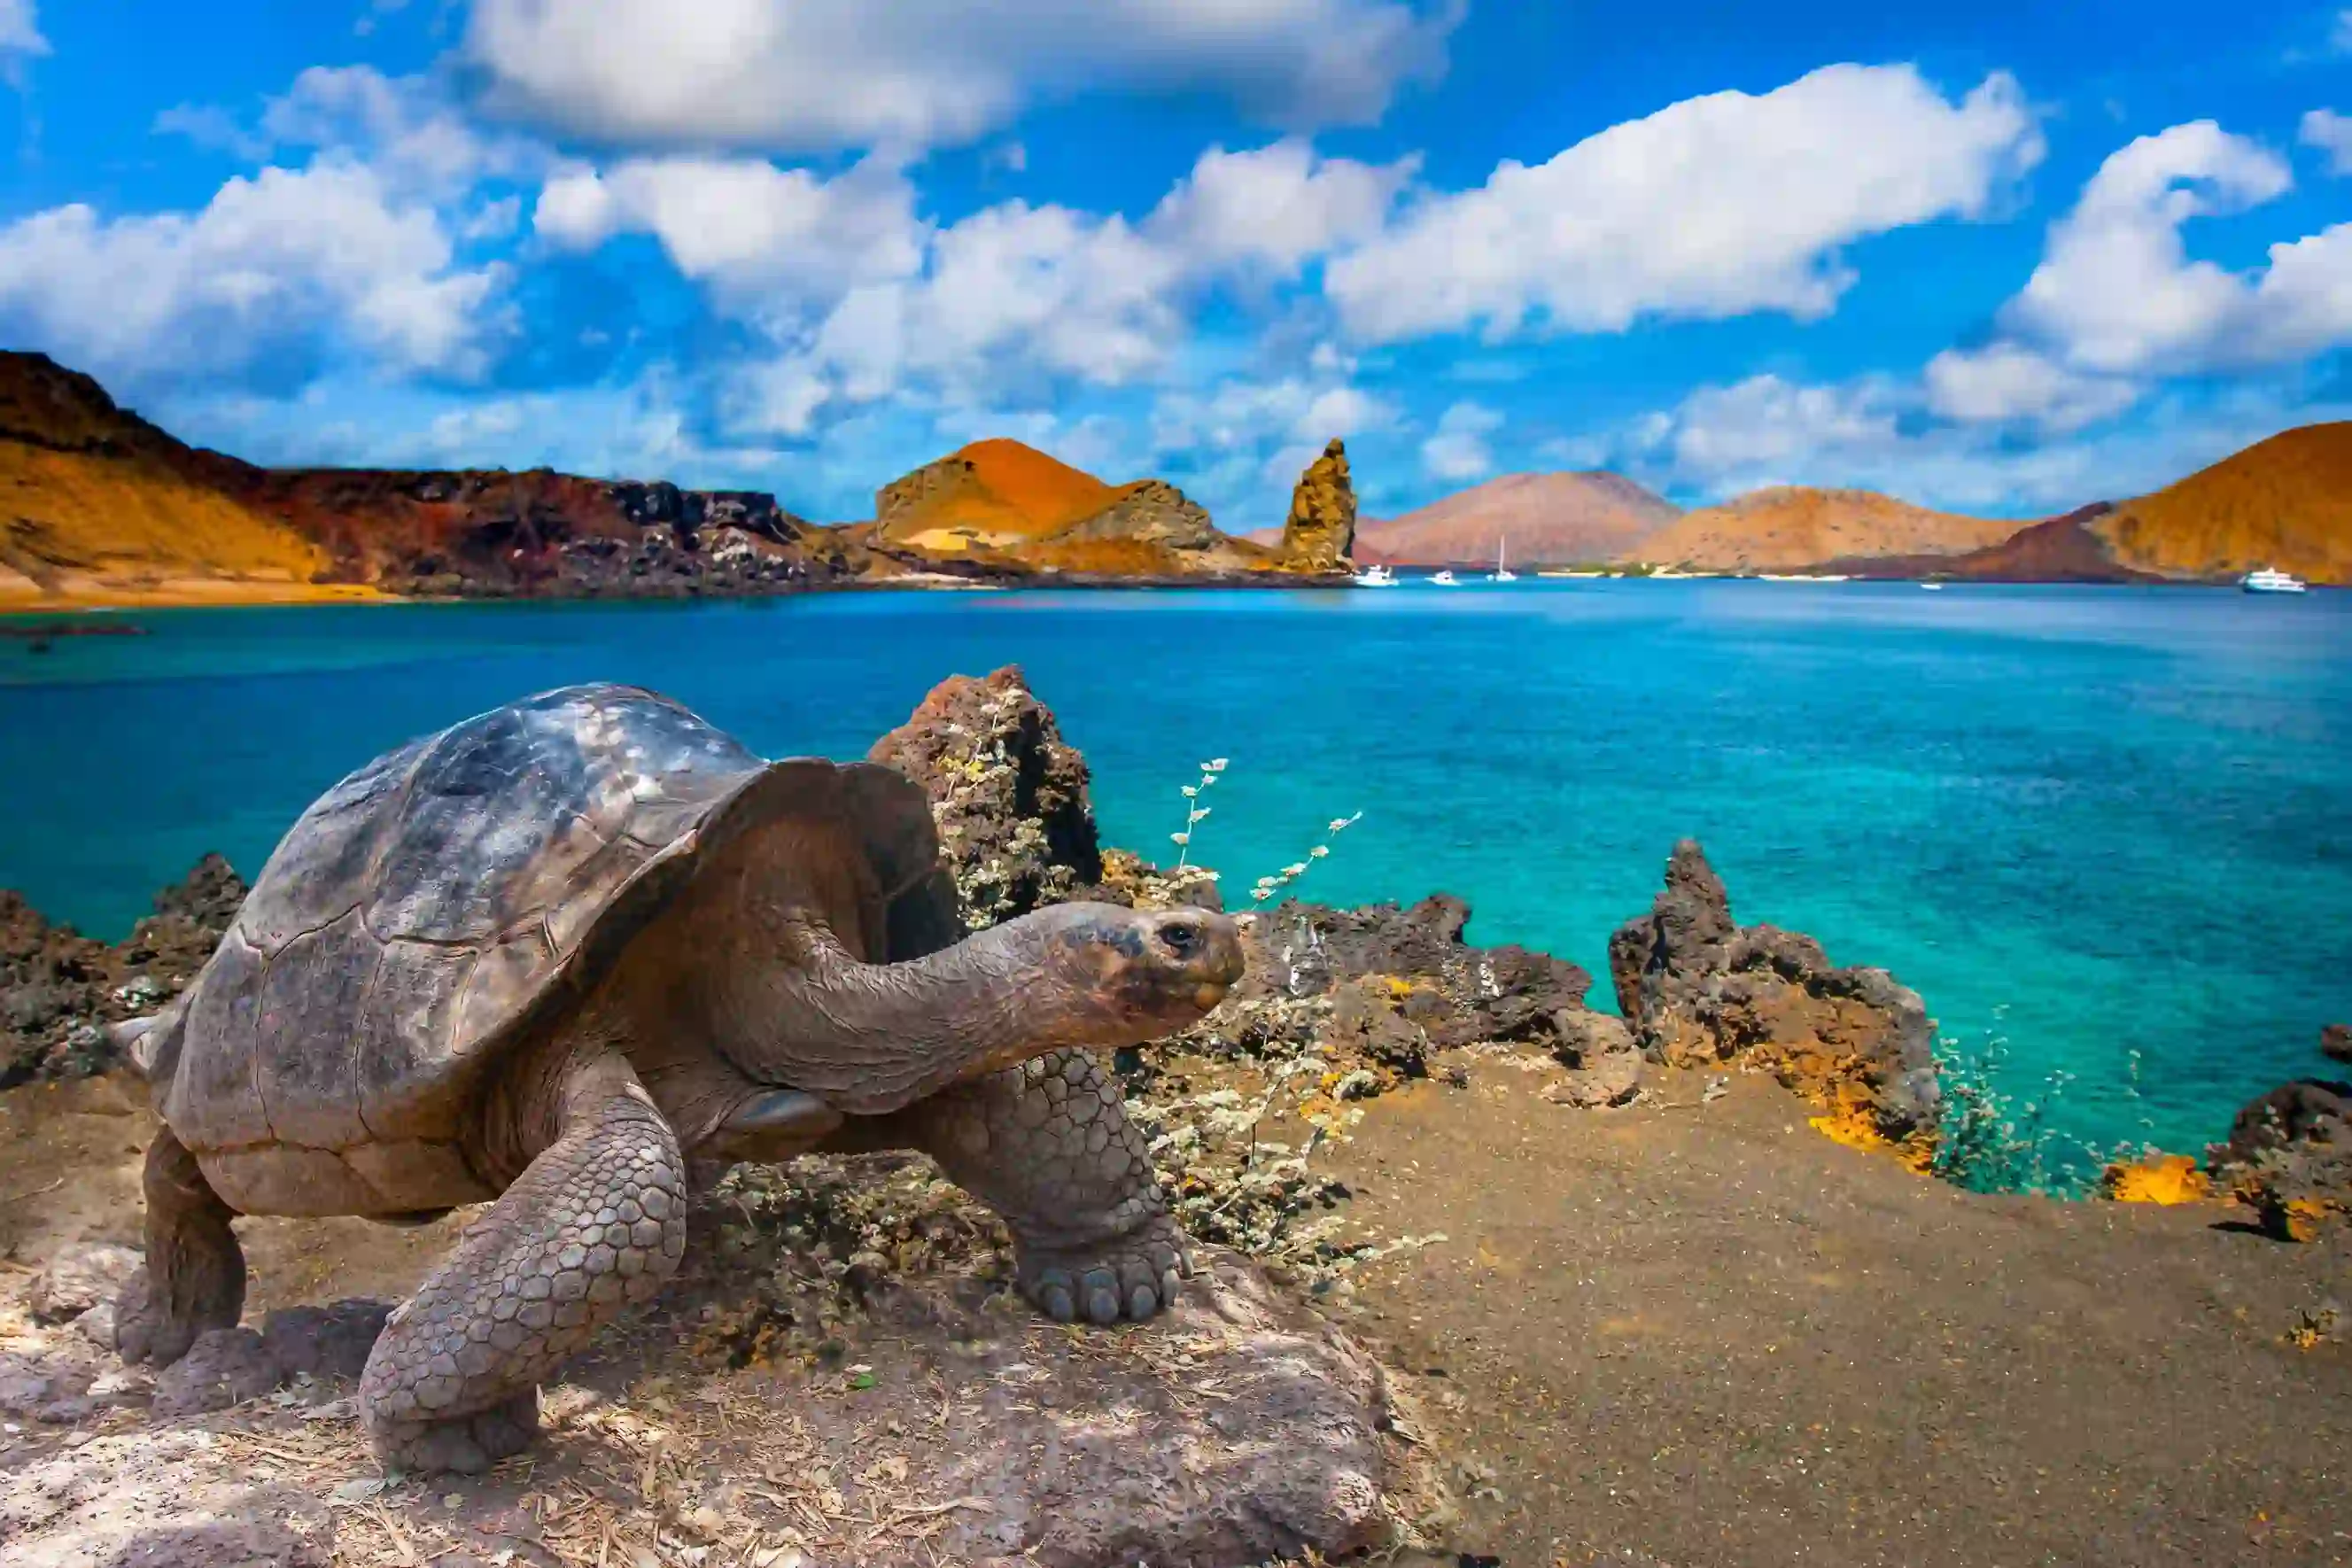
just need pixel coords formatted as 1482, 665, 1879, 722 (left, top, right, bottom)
0, 353, 365, 609
871, 439, 1298, 578
2095, 422, 2352, 583
1347, 471, 1678, 566
1633, 487, 2016, 573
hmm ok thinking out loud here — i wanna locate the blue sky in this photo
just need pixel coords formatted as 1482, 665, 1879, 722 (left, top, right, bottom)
2, 1, 2348, 525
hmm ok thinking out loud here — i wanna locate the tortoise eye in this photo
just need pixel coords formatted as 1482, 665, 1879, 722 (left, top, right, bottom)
1160, 921, 1199, 954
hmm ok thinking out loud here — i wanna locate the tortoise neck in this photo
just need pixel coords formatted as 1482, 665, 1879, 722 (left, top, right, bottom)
714, 913, 1068, 1115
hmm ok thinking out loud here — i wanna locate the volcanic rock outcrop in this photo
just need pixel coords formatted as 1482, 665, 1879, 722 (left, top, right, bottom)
1280, 439, 1358, 570
866, 665, 1107, 928
2206, 1027, 2352, 1241
1609, 841, 1940, 1153
0, 856, 245, 1087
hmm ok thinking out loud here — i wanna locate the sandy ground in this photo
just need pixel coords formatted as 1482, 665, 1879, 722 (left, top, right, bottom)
0, 1075, 1435, 1568
2, 576, 392, 610
0, 574, 389, 612
1323, 1056, 2352, 1567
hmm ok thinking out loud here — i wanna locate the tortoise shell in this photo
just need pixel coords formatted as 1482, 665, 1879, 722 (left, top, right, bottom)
153, 684, 955, 1160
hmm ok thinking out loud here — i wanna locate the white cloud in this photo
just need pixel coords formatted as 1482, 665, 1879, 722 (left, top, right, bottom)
1923, 342, 2140, 431
534, 156, 925, 313
0, 160, 513, 384
2303, 108, 2352, 175
0, 0, 46, 63
1296, 384, 1395, 440
262, 66, 545, 199
1325, 63, 2044, 345
155, 103, 274, 160
1149, 140, 1417, 278
562, 139, 1414, 437
2001, 120, 2352, 376
1656, 375, 1899, 485
1420, 400, 1502, 480
465, 0, 1458, 153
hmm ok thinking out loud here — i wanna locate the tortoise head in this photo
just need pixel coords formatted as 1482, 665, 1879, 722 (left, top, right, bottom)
1018, 901, 1246, 1052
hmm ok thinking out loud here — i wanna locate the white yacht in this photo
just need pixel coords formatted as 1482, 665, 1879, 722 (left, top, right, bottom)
1489, 537, 1518, 583
1353, 562, 1399, 587
1429, 569, 1461, 586
2241, 566, 2308, 594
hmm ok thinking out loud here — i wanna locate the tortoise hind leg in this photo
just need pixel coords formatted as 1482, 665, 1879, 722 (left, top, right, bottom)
117, 1127, 247, 1366
358, 1052, 686, 1474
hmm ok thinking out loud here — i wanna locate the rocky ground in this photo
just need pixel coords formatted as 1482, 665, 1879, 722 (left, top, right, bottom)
1, 666, 2346, 1565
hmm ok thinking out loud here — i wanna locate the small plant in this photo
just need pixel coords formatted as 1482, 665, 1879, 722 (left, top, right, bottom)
1249, 812, 1361, 909
1146, 755, 1360, 913
1168, 757, 1226, 870
1932, 1010, 2162, 1198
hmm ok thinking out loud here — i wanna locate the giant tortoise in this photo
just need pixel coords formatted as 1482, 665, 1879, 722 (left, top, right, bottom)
115, 684, 1242, 1473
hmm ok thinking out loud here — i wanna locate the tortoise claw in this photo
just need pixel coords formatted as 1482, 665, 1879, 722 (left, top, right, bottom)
1016, 1218, 1191, 1327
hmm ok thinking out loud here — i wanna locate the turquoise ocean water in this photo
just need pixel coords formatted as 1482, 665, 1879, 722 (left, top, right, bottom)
3, 581, 2347, 1166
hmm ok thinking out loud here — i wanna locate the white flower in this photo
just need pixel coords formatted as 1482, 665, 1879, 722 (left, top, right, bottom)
1309, 845, 1330, 858
1182, 785, 1199, 798
1189, 808, 1211, 822
1283, 863, 1308, 877
1208, 758, 1230, 772
1170, 832, 1191, 846
1328, 812, 1361, 833
1200, 775, 1218, 788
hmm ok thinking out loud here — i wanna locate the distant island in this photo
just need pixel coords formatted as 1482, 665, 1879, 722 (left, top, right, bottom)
1, 347, 2345, 609
0, 353, 1358, 608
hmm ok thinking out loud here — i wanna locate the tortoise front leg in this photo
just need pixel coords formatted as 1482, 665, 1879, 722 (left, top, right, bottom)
854, 1049, 1192, 1325
358, 1052, 686, 1474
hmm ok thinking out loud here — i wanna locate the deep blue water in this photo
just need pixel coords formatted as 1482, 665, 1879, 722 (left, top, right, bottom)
3, 581, 2347, 1163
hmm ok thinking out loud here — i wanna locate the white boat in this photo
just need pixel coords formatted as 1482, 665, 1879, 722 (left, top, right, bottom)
1429, 569, 1460, 586
2241, 566, 2308, 594
1489, 536, 1518, 583
1352, 562, 1399, 588
1920, 581, 1944, 591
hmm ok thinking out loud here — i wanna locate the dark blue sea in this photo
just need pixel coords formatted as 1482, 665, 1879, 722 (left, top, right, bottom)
4, 580, 2347, 1171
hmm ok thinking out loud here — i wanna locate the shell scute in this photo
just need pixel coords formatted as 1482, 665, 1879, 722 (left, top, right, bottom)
353, 937, 483, 1144
252, 908, 378, 1150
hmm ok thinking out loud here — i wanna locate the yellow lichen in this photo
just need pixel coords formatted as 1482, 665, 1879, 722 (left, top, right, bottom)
2281, 1198, 2337, 1244
2100, 1153, 2214, 1206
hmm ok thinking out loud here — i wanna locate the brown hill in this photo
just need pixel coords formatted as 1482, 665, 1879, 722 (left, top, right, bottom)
1634, 487, 2015, 572
0, 350, 873, 606
0, 353, 356, 608
1819, 504, 2167, 583
1347, 471, 1678, 566
873, 439, 1300, 578
2094, 422, 2352, 583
